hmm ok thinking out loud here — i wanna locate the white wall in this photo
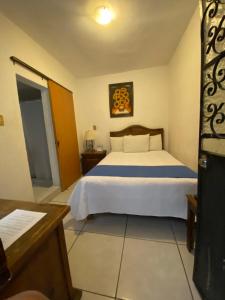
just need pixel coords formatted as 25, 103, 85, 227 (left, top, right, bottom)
0, 12, 79, 201
76, 66, 170, 153
168, 8, 201, 171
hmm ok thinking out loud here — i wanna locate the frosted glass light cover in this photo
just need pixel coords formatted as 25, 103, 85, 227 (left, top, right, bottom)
96, 7, 113, 25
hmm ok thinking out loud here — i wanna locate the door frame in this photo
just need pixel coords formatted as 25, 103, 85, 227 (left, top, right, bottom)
16, 74, 60, 188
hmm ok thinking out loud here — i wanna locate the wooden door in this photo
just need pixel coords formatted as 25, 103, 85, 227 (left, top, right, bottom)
48, 80, 81, 191
193, 1, 225, 299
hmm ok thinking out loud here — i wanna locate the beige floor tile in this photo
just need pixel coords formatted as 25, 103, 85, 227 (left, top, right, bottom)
51, 189, 71, 203
172, 219, 186, 244
178, 245, 202, 300
48, 181, 76, 203
81, 291, 112, 300
63, 212, 86, 231
64, 230, 78, 252
117, 238, 192, 300
69, 232, 123, 297
83, 213, 127, 236
33, 185, 60, 203
67, 182, 77, 191
126, 216, 175, 243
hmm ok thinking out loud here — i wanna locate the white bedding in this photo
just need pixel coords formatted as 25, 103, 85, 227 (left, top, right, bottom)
69, 151, 197, 220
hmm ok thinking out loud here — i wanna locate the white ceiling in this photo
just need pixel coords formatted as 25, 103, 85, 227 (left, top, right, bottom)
0, 0, 197, 78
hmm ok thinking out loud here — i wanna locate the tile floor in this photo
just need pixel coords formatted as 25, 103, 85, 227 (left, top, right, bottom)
50, 186, 201, 300
33, 185, 60, 202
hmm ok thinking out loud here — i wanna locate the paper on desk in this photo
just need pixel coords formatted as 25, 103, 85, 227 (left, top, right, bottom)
0, 209, 46, 250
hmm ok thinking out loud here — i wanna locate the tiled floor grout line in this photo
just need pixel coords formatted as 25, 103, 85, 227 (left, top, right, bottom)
76, 229, 180, 245
66, 228, 182, 246
66, 211, 88, 246
170, 221, 194, 300
65, 219, 186, 246
80, 219, 87, 232
66, 230, 118, 299
176, 243, 195, 300
79, 288, 115, 299
115, 215, 128, 299
64, 227, 84, 232
64, 214, 190, 299
80, 231, 125, 238
67, 230, 82, 255
64, 212, 87, 232
124, 235, 178, 245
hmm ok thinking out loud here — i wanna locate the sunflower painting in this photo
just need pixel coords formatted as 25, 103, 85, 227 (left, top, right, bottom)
109, 82, 133, 118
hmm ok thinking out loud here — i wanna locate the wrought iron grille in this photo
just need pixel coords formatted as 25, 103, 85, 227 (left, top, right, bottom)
201, 0, 225, 140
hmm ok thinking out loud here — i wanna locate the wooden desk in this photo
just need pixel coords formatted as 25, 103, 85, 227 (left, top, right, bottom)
0, 199, 82, 300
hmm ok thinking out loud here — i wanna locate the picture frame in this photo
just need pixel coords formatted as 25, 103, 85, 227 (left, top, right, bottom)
109, 81, 134, 118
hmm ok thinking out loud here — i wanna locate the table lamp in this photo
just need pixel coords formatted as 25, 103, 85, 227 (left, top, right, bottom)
85, 130, 96, 152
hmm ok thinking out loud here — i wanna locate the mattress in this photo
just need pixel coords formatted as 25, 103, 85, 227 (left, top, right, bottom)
69, 151, 197, 220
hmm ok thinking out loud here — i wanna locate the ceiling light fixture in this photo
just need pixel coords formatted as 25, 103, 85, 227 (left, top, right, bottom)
96, 6, 113, 25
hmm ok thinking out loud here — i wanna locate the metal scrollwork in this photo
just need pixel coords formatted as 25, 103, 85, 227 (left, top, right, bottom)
202, 0, 220, 25
201, 0, 225, 139
203, 52, 225, 96
205, 102, 225, 136
206, 16, 225, 55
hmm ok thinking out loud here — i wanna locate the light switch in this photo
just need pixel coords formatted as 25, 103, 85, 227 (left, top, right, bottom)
0, 115, 4, 126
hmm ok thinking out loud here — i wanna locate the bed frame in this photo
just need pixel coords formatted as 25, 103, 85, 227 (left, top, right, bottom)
110, 125, 164, 149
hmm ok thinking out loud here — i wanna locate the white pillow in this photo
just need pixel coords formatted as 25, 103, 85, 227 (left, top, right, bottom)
149, 134, 162, 150
110, 137, 124, 152
124, 134, 149, 153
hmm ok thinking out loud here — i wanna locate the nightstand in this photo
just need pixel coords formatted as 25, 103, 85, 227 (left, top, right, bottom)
81, 150, 107, 175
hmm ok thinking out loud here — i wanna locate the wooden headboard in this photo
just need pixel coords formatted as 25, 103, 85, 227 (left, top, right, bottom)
110, 125, 164, 149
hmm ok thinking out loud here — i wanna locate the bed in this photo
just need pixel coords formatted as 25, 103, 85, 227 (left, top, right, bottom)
69, 125, 197, 220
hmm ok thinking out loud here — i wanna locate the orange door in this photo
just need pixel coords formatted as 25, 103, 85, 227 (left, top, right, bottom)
48, 80, 81, 191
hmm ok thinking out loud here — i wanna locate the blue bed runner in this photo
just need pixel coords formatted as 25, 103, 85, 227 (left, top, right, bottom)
86, 165, 197, 178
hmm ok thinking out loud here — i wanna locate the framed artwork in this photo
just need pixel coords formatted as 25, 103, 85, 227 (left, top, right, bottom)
109, 82, 133, 118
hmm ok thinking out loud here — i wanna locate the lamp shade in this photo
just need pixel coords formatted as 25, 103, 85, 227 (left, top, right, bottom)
85, 130, 96, 141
